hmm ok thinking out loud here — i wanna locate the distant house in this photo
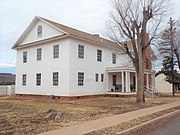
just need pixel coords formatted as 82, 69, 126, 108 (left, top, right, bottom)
12, 16, 156, 97
156, 74, 180, 93
0, 73, 15, 85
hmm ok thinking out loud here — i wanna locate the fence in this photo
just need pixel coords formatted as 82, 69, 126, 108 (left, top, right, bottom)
0, 85, 15, 96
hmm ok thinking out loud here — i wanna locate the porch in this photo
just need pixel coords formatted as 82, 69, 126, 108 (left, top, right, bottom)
106, 67, 156, 94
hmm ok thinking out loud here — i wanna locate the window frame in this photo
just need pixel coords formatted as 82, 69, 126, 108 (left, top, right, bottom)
97, 49, 102, 62
37, 25, 42, 37
101, 74, 104, 82
53, 45, 59, 59
53, 72, 59, 86
78, 45, 84, 59
95, 74, 99, 82
37, 48, 42, 61
112, 53, 116, 64
22, 74, 26, 86
23, 51, 27, 63
36, 73, 41, 86
78, 72, 84, 86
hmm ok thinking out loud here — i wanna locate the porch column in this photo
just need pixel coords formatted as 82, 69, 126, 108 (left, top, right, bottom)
125, 71, 130, 92
146, 73, 149, 91
107, 72, 109, 92
121, 71, 124, 92
152, 73, 156, 90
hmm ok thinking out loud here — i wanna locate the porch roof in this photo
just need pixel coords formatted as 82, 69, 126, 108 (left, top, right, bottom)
106, 67, 156, 74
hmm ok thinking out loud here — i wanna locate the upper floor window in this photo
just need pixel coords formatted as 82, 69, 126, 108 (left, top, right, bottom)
22, 74, 26, 86
112, 53, 116, 64
37, 25, 42, 37
97, 49, 102, 62
37, 48, 42, 61
36, 73, 41, 86
53, 45, 59, 58
78, 72, 84, 86
23, 51, 27, 63
78, 45, 84, 59
53, 72, 59, 86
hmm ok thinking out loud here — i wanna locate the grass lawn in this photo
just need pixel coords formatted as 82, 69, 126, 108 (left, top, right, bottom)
0, 95, 180, 135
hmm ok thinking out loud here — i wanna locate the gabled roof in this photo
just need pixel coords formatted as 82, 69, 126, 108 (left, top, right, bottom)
38, 17, 117, 46
12, 16, 117, 49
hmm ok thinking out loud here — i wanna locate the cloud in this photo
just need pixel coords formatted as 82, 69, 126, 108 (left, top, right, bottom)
0, 63, 16, 68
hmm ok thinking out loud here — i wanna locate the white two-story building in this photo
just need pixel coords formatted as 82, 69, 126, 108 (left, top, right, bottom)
12, 16, 156, 97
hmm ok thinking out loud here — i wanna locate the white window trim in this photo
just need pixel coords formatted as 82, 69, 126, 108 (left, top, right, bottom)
78, 72, 85, 87
95, 73, 99, 83
53, 45, 59, 59
53, 72, 59, 86
37, 48, 42, 61
36, 73, 41, 86
78, 44, 84, 59
97, 49, 102, 62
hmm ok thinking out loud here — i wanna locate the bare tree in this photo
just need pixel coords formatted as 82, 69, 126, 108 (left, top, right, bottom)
174, 19, 180, 70
107, 0, 172, 103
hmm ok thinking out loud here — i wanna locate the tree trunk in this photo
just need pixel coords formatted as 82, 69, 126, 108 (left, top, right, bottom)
136, 71, 145, 103
172, 83, 175, 96
135, 54, 145, 103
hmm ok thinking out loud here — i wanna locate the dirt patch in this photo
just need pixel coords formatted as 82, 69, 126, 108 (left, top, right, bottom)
0, 96, 180, 134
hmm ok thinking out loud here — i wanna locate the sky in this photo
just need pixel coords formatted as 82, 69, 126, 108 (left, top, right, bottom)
0, 0, 180, 73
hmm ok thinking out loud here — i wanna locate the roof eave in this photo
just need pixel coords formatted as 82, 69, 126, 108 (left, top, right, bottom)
13, 34, 69, 50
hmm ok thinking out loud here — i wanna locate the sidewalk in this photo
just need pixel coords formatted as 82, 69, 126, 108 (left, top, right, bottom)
39, 100, 180, 135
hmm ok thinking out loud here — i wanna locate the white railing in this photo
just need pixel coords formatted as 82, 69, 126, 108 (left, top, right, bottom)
144, 86, 160, 98
0, 85, 15, 96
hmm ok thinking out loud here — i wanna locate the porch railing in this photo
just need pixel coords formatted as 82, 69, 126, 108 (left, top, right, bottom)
144, 86, 160, 98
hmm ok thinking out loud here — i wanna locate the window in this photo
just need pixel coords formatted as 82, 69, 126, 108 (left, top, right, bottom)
37, 25, 42, 37
78, 45, 84, 59
95, 74, 99, 82
112, 75, 116, 86
36, 73, 41, 86
22, 74, 26, 86
37, 48, 42, 61
78, 72, 84, 86
53, 45, 59, 58
112, 53, 116, 64
23, 51, 27, 63
101, 74, 104, 82
97, 49, 102, 62
53, 72, 59, 86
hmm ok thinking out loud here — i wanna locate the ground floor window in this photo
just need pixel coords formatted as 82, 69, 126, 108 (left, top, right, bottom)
95, 74, 99, 82
78, 72, 84, 86
36, 73, 41, 86
22, 74, 26, 86
101, 74, 104, 82
53, 72, 59, 86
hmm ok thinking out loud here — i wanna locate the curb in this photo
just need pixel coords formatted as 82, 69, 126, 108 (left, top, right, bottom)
116, 109, 180, 135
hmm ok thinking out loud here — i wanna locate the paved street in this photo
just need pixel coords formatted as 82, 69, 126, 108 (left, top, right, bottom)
145, 115, 180, 135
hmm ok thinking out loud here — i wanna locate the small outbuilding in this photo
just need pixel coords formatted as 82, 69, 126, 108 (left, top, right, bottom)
156, 73, 180, 94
